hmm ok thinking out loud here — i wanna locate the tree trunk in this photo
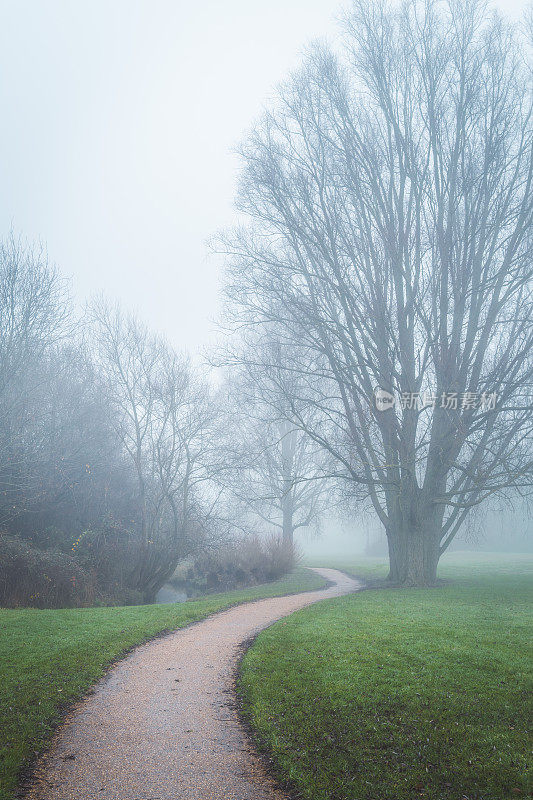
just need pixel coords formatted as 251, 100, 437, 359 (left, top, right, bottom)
385, 526, 403, 583
281, 482, 294, 546
404, 528, 439, 586
139, 543, 187, 604
282, 504, 294, 546
386, 515, 441, 587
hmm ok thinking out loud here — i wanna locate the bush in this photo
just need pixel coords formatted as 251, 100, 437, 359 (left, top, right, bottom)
172, 534, 298, 596
263, 534, 299, 580
0, 535, 97, 608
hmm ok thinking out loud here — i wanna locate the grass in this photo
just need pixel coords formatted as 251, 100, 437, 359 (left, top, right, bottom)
0, 566, 327, 800
239, 555, 532, 800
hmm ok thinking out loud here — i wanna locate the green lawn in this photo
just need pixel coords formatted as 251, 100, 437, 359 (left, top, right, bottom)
239, 555, 532, 800
0, 567, 326, 800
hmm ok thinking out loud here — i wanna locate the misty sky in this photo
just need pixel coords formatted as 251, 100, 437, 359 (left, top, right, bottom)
0, 0, 528, 357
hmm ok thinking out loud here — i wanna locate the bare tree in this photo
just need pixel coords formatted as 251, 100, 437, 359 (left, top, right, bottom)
222, 0, 533, 584
92, 301, 213, 601
226, 411, 329, 545
0, 233, 71, 517
0, 236, 226, 605
219, 338, 333, 545
0, 233, 69, 390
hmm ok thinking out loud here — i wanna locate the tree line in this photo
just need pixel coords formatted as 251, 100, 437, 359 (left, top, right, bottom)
0, 236, 325, 606
1, 0, 531, 601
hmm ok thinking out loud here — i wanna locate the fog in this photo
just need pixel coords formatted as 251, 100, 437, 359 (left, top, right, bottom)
300, 504, 533, 562
0, 0, 528, 357
0, 0, 531, 606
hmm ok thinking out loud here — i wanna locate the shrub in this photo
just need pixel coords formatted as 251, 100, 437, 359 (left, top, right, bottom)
171, 534, 298, 596
0, 535, 96, 608
263, 534, 298, 580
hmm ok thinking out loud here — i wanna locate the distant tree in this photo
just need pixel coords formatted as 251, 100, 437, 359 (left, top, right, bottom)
0, 237, 133, 572
0, 234, 71, 523
223, 0, 533, 584
3, 342, 125, 538
0, 233, 69, 389
226, 411, 329, 545
218, 336, 333, 545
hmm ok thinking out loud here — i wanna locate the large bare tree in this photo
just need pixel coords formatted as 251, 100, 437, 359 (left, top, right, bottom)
223, 0, 533, 584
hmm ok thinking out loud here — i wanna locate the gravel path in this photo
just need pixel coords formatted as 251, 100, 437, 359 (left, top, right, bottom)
26, 568, 360, 800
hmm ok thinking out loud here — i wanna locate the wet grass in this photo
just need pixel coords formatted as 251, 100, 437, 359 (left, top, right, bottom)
0, 566, 327, 800
239, 556, 532, 800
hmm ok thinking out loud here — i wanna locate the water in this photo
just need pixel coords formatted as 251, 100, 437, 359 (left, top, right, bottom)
155, 584, 188, 604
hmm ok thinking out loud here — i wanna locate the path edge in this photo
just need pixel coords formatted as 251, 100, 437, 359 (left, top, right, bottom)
17, 567, 331, 799
231, 572, 364, 800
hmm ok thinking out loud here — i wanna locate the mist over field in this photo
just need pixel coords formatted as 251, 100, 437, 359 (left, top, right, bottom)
301, 504, 533, 561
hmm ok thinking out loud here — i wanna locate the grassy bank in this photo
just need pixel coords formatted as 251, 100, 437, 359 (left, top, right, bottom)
239, 557, 532, 800
0, 567, 326, 800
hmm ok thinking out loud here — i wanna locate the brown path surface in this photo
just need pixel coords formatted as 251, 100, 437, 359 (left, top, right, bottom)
26, 568, 360, 800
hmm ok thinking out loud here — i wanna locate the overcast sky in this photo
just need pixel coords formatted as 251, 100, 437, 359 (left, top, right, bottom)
0, 0, 528, 357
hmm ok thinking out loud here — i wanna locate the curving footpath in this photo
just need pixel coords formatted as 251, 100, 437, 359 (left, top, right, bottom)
25, 568, 360, 800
